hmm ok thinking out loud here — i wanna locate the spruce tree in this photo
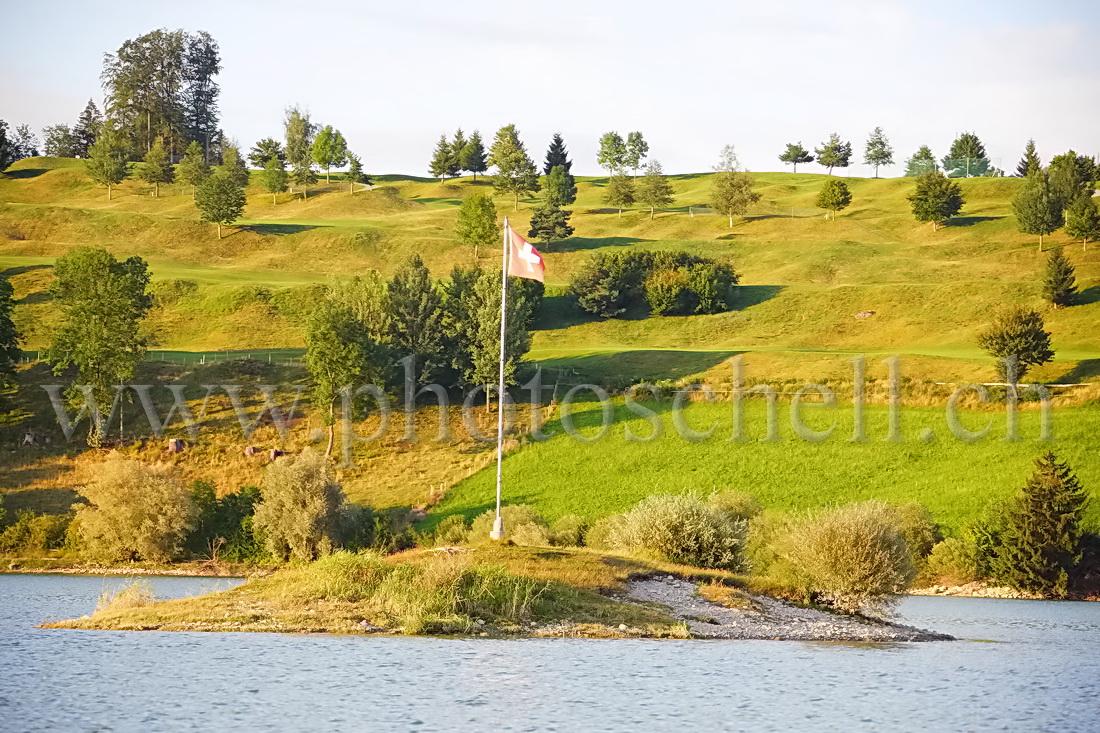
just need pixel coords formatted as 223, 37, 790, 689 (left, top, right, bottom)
387, 254, 445, 383
976, 306, 1054, 382
908, 170, 964, 230
140, 137, 174, 197
1013, 170, 1061, 251
72, 99, 102, 158
85, 126, 129, 200
451, 129, 467, 176
943, 132, 990, 177
816, 178, 852, 220
1048, 151, 1096, 214
904, 146, 937, 177
778, 142, 813, 172
487, 124, 539, 210
815, 133, 852, 174
176, 140, 210, 197
195, 172, 246, 238
545, 164, 577, 206
0, 277, 20, 390
992, 452, 1088, 596
345, 153, 369, 193
863, 127, 894, 177
464, 130, 488, 182
711, 145, 760, 227
527, 200, 573, 244
429, 134, 457, 181
455, 192, 497, 260
635, 160, 675, 218
604, 175, 635, 216
543, 132, 572, 175
1016, 139, 1041, 177
1041, 248, 1077, 308
260, 157, 289, 204
220, 145, 250, 188
1064, 194, 1100, 250
464, 269, 533, 389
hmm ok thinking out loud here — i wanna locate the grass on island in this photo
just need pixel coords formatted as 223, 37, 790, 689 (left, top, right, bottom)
43, 545, 730, 637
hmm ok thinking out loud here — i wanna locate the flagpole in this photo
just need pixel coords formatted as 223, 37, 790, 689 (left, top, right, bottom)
490, 218, 510, 540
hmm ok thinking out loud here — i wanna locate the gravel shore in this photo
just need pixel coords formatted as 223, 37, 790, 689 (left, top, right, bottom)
627, 576, 953, 642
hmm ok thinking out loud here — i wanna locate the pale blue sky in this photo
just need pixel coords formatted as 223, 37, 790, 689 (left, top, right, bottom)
2, 0, 1098, 176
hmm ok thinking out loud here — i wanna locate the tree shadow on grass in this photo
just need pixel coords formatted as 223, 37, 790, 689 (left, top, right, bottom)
546, 235, 645, 253
246, 223, 320, 236
535, 349, 741, 385
1054, 359, 1100, 383
731, 284, 783, 310
2, 168, 49, 179
950, 216, 1002, 227
1075, 285, 1100, 305
1, 264, 52, 278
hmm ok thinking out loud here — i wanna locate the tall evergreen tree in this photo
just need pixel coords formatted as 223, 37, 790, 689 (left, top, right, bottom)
260, 157, 289, 204
544, 164, 577, 206
140, 137, 174, 197
0, 121, 13, 173
1042, 248, 1077, 308
817, 178, 853, 220
311, 125, 348, 182
624, 131, 649, 178
487, 124, 539, 210
527, 200, 573, 244
543, 132, 572, 175
815, 133, 852, 174
248, 138, 285, 169
176, 140, 211, 197
943, 132, 990, 177
1048, 151, 1096, 214
904, 145, 938, 177
908, 170, 965, 231
84, 126, 129, 199
778, 142, 813, 172
464, 269, 533, 390
220, 145, 250, 188
345, 153, 369, 193
711, 145, 760, 227
429, 134, 459, 181
195, 171, 246, 238
387, 254, 445, 383
12, 125, 39, 159
597, 131, 627, 177
863, 126, 894, 177
464, 130, 488, 181
1014, 170, 1061, 251
455, 192, 497, 260
1064, 194, 1100, 250
181, 31, 221, 158
72, 100, 101, 158
1016, 139, 1041, 177
0, 277, 20, 391
976, 306, 1054, 382
992, 452, 1088, 596
604, 175, 635, 216
451, 129, 467, 176
635, 160, 675, 219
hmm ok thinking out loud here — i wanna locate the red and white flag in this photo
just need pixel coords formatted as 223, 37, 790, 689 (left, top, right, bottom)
506, 225, 545, 283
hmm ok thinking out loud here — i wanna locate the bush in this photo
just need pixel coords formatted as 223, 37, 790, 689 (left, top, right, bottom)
550, 515, 588, 547
610, 493, 747, 570
75, 459, 196, 563
252, 449, 349, 562
785, 501, 916, 615
96, 580, 156, 614
645, 268, 693, 315
0, 511, 71, 555
433, 515, 470, 546
469, 505, 550, 546
888, 502, 940, 560
584, 514, 625, 550
922, 537, 980, 586
708, 491, 763, 524
745, 510, 796, 579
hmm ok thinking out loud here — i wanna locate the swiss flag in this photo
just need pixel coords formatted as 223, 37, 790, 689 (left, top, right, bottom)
507, 225, 545, 283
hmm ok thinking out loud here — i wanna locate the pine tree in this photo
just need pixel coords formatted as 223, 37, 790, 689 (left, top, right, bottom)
387, 254, 445, 384
464, 130, 488, 182
816, 178, 852, 220
1048, 151, 1096, 214
624, 131, 649, 178
248, 138, 285, 168
992, 452, 1088, 596
1014, 170, 1061, 251
260, 157, 289, 204
0, 277, 20, 390
544, 164, 577, 206
195, 172, 246, 238
84, 126, 129, 200
1042, 248, 1077, 308
451, 129, 467, 176
904, 146, 938, 177
311, 126, 348, 182
711, 145, 760, 227
220, 145, 250, 188
487, 124, 539, 210
863, 127, 894, 177
345, 153, 369, 193
635, 161, 675, 219
72, 99, 101, 158
943, 132, 990, 178
527, 200, 573, 244
778, 142, 813, 172
455, 192, 497, 260
140, 137, 174, 197
543, 132, 572, 175
976, 306, 1054, 382
464, 269, 534, 389
604, 175, 635, 216
1064, 194, 1100, 250
815, 133, 852, 174
0, 121, 13, 173
176, 140, 210, 197
429, 134, 458, 181
597, 131, 627, 177
1016, 139, 1040, 177
908, 170, 965, 231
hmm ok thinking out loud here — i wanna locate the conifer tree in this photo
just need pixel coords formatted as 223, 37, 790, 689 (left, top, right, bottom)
387, 254, 445, 383
1016, 139, 1041, 177
248, 138, 285, 169
451, 129, 467, 176
1013, 170, 1061, 251
814, 133, 852, 174
260, 157, 289, 204
624, 131, 649, 178
0, 277, 20, 390
72, 99, 102, 158
488, 124, 539, 210
1048, 151, 1096, 214
429, 134, 458, 181
140, 137, 174, 197
992, 452, 1088, 596
176, 140, 210, 197
863, 127, 894, 177
85, 126, 129, 200
528, 200, 573, 244
1042, 248, 1077, 308
976, 306, 1054, 382
604, 175, 635, 216
220, 145, 250, 188
345, 153, 369, 193
543, 132, 572, 175
778, 142, 813, 172
455, 192, 497, 260
464, 269, 533, 389
711, 145, 760, 227
904, 146, 937, 177
908, 170, 964, 230
597, 131, 627, 177
464, 130, 488, 182
635, 160, 675, 219
1064, 194, 1100, 250
195, 171, 246, 238
544, 164, 577, 206
943, 132, 990, 177
816, 178, 852, 220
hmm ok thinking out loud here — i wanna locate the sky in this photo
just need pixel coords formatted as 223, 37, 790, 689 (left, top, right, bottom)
2, 0, 1099, 176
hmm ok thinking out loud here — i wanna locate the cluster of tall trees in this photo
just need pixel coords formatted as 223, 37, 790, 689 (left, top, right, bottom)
41, 101, 102, 159
429, 129, 488, 181
1012, 145, 1099, 250
902, 132, 1002, 178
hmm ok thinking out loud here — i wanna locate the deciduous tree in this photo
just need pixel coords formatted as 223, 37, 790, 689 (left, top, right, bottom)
455, 192, 497, 260
260, 157, 288, 204
140, 137, 174, 197
176, 140, 210, 197
908, 170, 964, 230
387, 254, 445, 383
195, 172, 246, 238
817, 178, 852, 220
710, 145, 760, 227
1013, 170, 1061, 251
604, 174, 635, 216
252, 449, 350, 561
488, 124, 539, 210
624, 131, 649, 178
1064, 194, 1100, 250
220, 145, 250, 188
284, 105, 317, 171
597, 131, 627, 177
84, 126, 129, 199
863, 126, 893, 177
976, 306, 1054, 382
0, 277, 20, 390
635, 160, 675, 218
544, 164, 577, 206
311, 125, 348, 182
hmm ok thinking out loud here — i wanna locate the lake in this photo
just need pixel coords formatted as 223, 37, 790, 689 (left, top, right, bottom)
0, 574, 1097, 731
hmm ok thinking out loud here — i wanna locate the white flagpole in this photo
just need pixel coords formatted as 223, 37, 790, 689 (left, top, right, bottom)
490, 218, 510, 540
